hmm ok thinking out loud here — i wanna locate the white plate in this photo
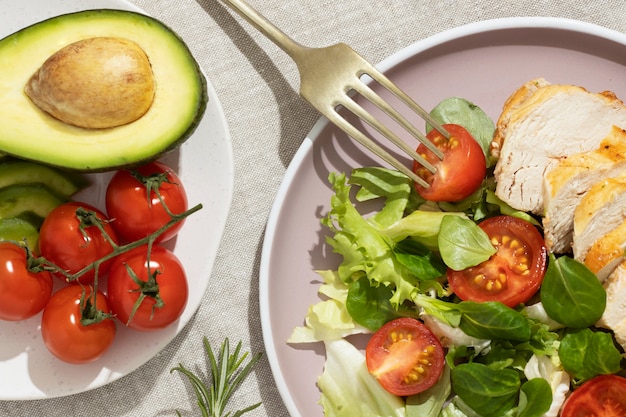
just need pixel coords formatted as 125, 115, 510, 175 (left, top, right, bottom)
260, 17, 626, 417
0, 0, 233, 400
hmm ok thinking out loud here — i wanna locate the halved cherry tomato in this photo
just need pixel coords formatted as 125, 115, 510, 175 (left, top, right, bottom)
107, 244, 188, 331
413, 123, 486, 202
365, 317, 445, 396
0, 242, 53, 321
447, 215, 547, 308
561, 374, 626, 417
41, 285, 116, 364
38, 202, 119, 285
105, 161, 188, 244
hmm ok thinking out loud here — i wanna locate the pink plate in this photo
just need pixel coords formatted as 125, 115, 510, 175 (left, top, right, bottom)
260, 17, 626, 417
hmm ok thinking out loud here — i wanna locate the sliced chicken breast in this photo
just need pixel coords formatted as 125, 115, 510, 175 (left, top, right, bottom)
596, 261, 626, 351
492, 82, 626, 214
490, 77, 550, 160
573, 172, 626, 261
543, 126, 626, 253
580, 220, 626, 282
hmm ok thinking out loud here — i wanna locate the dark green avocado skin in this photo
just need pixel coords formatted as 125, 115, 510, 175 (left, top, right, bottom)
0, 9, 208, 172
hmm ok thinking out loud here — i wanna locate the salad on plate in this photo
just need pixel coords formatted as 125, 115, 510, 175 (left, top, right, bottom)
288, 79, 626, 417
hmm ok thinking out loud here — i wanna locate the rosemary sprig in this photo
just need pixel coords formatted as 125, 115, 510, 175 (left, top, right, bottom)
171, 337, 262, 417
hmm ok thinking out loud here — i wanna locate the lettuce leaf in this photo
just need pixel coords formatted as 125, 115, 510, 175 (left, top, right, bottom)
318, 338, 406, 417
323, 170, 467, 307
288, 270, 368, 343
427, 96, 496, 167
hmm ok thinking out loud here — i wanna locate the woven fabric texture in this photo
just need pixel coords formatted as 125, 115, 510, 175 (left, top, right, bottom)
2, 0, 626, 416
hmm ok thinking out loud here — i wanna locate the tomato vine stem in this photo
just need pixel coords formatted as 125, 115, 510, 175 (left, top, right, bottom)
30, 202, 203, 326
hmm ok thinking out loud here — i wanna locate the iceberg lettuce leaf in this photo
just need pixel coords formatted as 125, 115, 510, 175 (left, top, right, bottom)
288, 270, 368, 343
318, 338, 406, 417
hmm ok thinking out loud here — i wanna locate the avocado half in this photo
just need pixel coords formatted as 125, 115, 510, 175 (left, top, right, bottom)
0, 9, 207, 172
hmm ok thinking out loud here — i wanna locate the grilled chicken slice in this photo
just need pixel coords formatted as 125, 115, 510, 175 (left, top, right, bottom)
573, 168, 626, 281
596, 261, 626, 351
578, 219, 626, 282
490, 77, 550, 161
492, 81, 626, 214
543, 126, 626, 253
573, 172, 626, 262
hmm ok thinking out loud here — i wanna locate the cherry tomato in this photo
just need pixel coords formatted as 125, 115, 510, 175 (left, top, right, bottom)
41, 285, 116, 364
365, 317, 445, 396
0, 242, 53, 321
413, 123, 486, 202
561, 374, 626, 417
107, 244, 188, 331
447, 215, 547, 308
38, 202, 119, 285
105, 161, 188, 243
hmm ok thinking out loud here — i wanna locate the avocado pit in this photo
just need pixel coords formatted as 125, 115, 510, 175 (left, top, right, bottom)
24, 37, 155, 129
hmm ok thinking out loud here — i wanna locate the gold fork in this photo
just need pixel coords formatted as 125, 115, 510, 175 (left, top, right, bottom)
222, 0, 447, 187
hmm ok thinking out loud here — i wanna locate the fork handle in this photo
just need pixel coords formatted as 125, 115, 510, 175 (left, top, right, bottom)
222, 0, 307, 59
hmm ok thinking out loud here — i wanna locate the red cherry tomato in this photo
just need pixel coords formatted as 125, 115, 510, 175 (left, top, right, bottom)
365, 317, 445, 396
447, 215, 547, 308
105, 161, 188, 243
107, 244, 188, 331
41, 285, 116, 364
413, 123, 486, 202
561, 374, 626, 417
38, 202, 119, 285
0, 242, 53, 321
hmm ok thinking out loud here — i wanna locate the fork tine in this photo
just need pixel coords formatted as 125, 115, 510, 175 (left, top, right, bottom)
221, 0, 446, 188
350, 80, 445, 162
339, 96, 437, 173
358, 59, 451, 146
323, 108, 431, 188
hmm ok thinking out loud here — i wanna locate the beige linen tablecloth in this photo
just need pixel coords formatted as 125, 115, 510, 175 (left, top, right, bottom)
2, 0, 626, 416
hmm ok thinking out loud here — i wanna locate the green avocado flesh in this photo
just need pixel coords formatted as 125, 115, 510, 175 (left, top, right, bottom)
0, 217, 40, 252
0, 159, 88, 252
0, 158, 89, 196
0, 183, 69, 219
0, 9, 207, 172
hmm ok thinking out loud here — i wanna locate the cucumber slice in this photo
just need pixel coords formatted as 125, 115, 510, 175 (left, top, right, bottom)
0, 217, 39, 253
0, 183, 68, 219
0, 159, 89, 197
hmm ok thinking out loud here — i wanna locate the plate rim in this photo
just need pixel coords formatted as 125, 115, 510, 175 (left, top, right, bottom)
259, 15, 626, 417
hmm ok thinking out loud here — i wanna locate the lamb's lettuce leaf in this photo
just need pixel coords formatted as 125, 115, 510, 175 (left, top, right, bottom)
427, 96, 496, 167
451, 363, 521, 417
558, 328, 622, 381
540, 254, 606, 328
437, 215, 496, 271
346, 276, 421, 331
